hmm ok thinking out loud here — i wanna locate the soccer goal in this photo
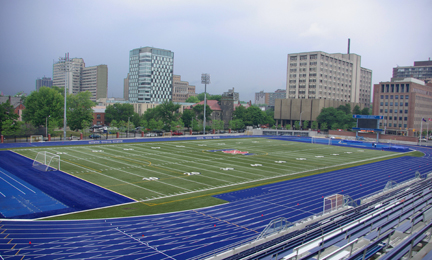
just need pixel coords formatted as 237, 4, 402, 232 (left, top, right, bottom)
32, 151, 60, 171
323, 194, 344, 214
30, 135, 44, 143
311, 136, 332, 145
163, 132, 172, 137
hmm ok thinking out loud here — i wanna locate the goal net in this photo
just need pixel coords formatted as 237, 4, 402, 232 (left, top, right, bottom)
323, 194, 344, 214
311, 136, 332, 145
30, 135, 44, 143
163, 132, 172, 137
32, 151, 60, 171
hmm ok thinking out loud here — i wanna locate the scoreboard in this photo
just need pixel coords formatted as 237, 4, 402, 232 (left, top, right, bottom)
352, 115, 383, 132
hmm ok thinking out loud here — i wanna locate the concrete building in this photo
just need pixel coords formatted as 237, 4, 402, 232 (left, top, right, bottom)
92, 106, 106, 126
128, 47, 174, 103
81, 65, 108, 102
36, 76, 53, 91
286, 51, 372, 107
392, 60, 432, 82
372, 78, 432, 136
220, 91, 235, 129
53, 57, 108, 101
255, 89, 286, 106
172, 75, 196, 103
222, 88, 239, 103
274, 99, 365, 128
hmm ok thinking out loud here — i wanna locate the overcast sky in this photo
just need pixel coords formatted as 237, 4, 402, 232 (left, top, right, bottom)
1, 0, 431, 102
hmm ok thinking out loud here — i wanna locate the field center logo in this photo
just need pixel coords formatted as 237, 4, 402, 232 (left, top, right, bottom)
207, 149, 254, 155
222, 150, 248, 155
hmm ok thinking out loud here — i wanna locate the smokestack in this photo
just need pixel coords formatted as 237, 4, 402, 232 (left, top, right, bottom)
347, 38, 350, 54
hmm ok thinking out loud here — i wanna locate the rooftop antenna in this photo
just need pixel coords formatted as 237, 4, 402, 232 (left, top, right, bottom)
347, 38, 350, 54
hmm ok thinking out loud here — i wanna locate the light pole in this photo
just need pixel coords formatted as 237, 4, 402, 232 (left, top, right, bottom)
201, 73, 211, 134
58, 53, 71, 140
128, 116, 130, 138
46, 115, 50, 138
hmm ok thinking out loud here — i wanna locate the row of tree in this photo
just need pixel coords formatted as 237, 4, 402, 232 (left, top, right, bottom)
0, 86, 95, 136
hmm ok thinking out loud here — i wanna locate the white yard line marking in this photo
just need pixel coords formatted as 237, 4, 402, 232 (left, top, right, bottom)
0, 176, 26, 194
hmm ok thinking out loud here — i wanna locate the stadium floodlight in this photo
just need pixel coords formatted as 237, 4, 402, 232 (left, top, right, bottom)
57, 53, 71, 140
201, 73, 210, 135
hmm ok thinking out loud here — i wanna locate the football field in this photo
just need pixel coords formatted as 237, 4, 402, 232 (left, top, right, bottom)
13, 137, 399, 204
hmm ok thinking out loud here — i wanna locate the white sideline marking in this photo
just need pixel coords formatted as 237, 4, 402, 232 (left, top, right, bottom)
176, 145, 185, 148
123, 148, 134, 150
151, 147, 160, 149
220, 168, 235, 170
0, 169, 36, 194
315, 156, 324, 158
331, 154, 339, 156
296, 158, 307, 160
275, 161, 286, 163
345, 152, 352, 154
92, 150, 103, 152
251, 164, 262, 167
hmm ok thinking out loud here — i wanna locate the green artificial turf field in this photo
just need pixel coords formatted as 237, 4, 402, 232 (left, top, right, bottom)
12, 137, 406, 219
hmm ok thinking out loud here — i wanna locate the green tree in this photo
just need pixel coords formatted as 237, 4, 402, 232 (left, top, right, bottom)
138, 119, 148, 129
181, 109, 195, 129
352, 105, 361, 115
148, 119, 158, 130
211, 95, 222, 102
320, 122, 328, 130
2, 119, 23, 136
311, 121, 318, 130
105, 103, 134, 124
337, 104, 351, 115
185, 96, 200, 103
244, 106, 265, 126
156, 120, 164, 130
110, 119, 118, 127
331, 122, 340, 130
131, 112, 140, 127
211, 119, 224, 132
192, 119, 200, 131
156, 101, 181, 129
361, 107, 370, 115
302, 120, 309, 129
0, 99, 19, 135
233, 105, 247, 121
66, 91, 95, 131
170, 119, 184, 131
81, 120, 91, 134
294, 121, 300, 129
22, 86, 64, 127
196, 93, 206, 101
229, 119, 245, 130
193, 104, 212, 121
286, 124, 292, 130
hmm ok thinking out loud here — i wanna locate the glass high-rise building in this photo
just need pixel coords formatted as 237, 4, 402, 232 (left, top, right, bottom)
128, 47, 174, 103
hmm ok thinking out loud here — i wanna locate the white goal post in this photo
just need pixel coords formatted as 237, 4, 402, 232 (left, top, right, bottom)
30, 135, 44, 143
311, 136, 332, 145
32, 151, 60, 171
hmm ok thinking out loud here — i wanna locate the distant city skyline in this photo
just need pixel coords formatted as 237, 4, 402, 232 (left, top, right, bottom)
1, 0, 431, 102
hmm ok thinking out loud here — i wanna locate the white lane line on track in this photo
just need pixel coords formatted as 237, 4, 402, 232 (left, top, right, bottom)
0, 169, 36, 193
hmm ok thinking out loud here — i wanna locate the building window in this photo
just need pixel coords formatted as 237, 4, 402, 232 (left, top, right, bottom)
380, 109, 383, 113
381, 85, 385, 92
385, 95, 388, 99
385, 109, 388, 113
395, 95, 398, 99
390, 95, 393, 99
385, 102, 388, 106
406, 84, 409, 92
97, 114, 101, 119
389, 109, 393, 113
390, 102, 393, 106
405, 110, 408, 113
405, 95, 409, 99
404, 124, 407, 128
389, 116, 393, 120
404, 117, 407, 120
399, 117, 402, 120
380, 102, 383, 106
405, 103, 408, 106
389, 123, 392, 127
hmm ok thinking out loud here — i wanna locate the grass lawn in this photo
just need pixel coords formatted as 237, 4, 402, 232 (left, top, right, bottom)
12, 137, 414, 220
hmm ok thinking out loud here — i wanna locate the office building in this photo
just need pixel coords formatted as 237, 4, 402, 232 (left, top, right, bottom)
128, 47, 174, 103
53, 57, 107, 101
172, 75, 196, 103
372, 78, 432, 136
255, 89, 286, 106
392, 60, 432, 81
123, 74, 129, 101
36, 76, 53, 91
286, 51, 372, 107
